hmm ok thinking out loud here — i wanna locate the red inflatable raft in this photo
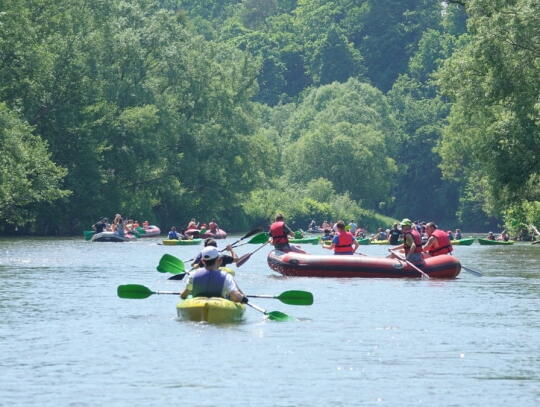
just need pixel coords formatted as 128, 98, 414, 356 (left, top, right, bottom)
267, 250, 461, 279
200, 229, 228, 239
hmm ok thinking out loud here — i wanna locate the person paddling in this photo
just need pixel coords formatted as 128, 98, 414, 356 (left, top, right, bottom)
168, 226, 183, 240
180, 246, 247, 303
93, 218, 107, 234
269, 214, 303, 253
322, 220, 359, 255
191, 238, 239, 269
388, 223, 402, 245
389, 218, 424, 267
422, 222, 453, 257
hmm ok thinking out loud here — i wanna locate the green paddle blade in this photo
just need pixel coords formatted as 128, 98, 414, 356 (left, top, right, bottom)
277, 290, 313, 306
267, 311, 293, 321
83, 230, 94, 240
248, 232, 269, 244
157, 254, 185, 274
117, 284, 154, 299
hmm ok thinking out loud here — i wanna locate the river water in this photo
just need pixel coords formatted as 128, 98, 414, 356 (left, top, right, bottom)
0, 236, 539, 406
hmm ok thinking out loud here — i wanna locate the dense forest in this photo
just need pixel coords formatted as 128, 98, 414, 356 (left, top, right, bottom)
0, 0, 538, 235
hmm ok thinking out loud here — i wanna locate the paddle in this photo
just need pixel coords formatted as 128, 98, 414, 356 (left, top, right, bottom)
83, 230, 94, 240
389, 249, 430, 279
245, 302, 292, 322
248, 232, 269, 243
236, 241, 270, 267
117, 284, 178, 299
247, 290, 313, 306
156, 229, 264, 275
157, 253, 185, 274
246, 232, 269, 244
461, 265, 483, 277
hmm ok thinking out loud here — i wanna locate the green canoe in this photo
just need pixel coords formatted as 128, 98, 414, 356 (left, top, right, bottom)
289, 237, 320, 244
369, 239, 403, 245
356, 238, 371, 245
162, 239, 202, 246
450, 238, 475, 246
477, 238, 514, 245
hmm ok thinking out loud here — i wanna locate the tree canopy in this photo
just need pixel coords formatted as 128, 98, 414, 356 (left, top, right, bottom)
0, 0, 537, 235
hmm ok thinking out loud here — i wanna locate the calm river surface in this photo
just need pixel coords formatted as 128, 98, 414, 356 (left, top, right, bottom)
1, 235, 539, 406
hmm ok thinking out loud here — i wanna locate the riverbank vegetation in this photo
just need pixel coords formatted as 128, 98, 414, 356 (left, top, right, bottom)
0, 0, 538, 236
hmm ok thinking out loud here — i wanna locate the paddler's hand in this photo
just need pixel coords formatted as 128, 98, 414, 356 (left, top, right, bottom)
241, 296, 249, 304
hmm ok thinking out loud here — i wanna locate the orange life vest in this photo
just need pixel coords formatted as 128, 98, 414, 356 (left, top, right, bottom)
428, 229, 453, 256
404, 230, 423, 254
334, 231, 354, 253
270, 221, 289, 245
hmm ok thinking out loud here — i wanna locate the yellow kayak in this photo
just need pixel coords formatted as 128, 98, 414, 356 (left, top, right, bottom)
176, 297, 245, 323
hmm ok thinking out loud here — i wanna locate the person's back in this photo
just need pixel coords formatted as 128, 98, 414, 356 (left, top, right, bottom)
181, 247, 245, 303
499, 230, 509, 241
115, 218, 125, 237
321, 229, 333, 241
270, 215, 291, 248
323, 221, 358, 255
388, 224, 402, 245
94, 219, 106, 234
374, 228, 387, 241
191, 267, 228, 297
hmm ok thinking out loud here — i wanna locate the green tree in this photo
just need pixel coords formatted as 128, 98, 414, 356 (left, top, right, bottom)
436, 0, 540, 216
280, 79, 398, 208
0, 103, 69, 227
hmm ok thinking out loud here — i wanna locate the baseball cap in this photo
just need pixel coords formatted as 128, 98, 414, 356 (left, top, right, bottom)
201, 246, 220, 261
400, 218, 412, 226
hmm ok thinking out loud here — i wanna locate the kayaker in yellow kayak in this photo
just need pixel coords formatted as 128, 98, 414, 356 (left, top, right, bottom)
181, 246, 247, 303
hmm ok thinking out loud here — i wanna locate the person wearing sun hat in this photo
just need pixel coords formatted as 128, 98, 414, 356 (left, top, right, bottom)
388, 218, 425, 266
180, 246, 247, 303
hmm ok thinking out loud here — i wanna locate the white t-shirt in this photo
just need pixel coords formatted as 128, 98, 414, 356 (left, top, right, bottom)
186, 269, 238, 298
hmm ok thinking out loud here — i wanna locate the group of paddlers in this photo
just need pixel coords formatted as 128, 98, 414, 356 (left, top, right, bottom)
276, 215, 463, 268
167, 218, 222, 240
92, 215, 151, 237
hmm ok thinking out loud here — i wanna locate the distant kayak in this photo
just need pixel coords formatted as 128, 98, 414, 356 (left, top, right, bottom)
289, 236, 320, 244
162, 239, 202, 245
451, 238, 475, 246
91, 232, 137, 242
477, 238, 514, 245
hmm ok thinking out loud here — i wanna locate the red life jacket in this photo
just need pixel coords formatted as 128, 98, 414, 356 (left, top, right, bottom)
428, 229, 453, 256
334, 231, 354, 253
270, 221, 289, 245
404, 229, 423, 254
